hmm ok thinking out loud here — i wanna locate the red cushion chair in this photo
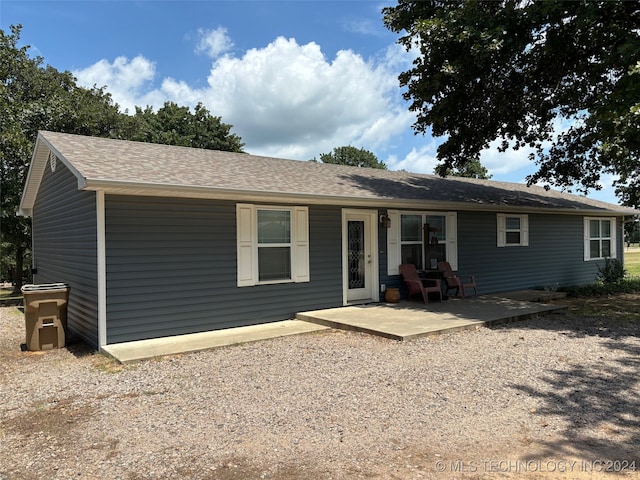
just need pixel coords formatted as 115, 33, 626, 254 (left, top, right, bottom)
437, 261, 477, 298
399, 264, 442, 304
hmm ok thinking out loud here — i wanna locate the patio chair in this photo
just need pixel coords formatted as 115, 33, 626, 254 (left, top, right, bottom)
437, 261, 477, 298
399, 264, 442, 304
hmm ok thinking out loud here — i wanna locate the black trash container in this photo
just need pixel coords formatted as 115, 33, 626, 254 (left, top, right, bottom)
21, 283, 69, 351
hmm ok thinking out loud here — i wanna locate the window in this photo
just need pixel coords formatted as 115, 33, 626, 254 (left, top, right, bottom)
387, 210, 457, 274
400, 214, 424, 268
400, 213, 447, 268
497, 214, 529, 247
237, 204, 309, 286
257, 209, 291, 281
584, 217, 616, 261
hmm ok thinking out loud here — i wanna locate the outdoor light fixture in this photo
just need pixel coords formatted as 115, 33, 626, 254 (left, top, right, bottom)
380, 214, 391, 228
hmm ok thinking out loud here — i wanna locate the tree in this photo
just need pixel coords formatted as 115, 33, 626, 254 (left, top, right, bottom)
316, 146, 387, 169
383, 1, 640, 206
440, 158, 492, 179
1, 25, 124, 292
123, 102, 244, 152
1, 25, 245, 291
624, 217, 639, 246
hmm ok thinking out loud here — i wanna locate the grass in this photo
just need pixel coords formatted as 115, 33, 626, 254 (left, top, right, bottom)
91, 353, 137, 373
625, 248, 640, 277
0, 287, 17, 298
0, 287, 22, 306
561, 292, 640, 323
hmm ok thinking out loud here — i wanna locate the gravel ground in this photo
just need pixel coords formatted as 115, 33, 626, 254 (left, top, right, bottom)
1, 301, 639, 480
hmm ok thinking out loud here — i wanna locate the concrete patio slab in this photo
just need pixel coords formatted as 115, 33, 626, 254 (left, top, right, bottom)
101, 319, 330, 363
296, 293, 567, 341
100, 290, 567, 362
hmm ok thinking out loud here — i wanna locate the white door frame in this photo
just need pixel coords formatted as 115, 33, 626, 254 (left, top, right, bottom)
342, 209, 379, 305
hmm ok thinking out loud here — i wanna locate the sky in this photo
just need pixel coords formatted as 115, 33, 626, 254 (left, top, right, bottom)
1, 0, 621, 205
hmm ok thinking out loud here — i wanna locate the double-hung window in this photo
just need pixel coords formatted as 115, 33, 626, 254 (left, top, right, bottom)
387, 210, 457, 274
257, 209, 292, 281
497, 214, 529, 247
237, 204, 309, 286
584, 217, 616, 260
400, 214, 447, 267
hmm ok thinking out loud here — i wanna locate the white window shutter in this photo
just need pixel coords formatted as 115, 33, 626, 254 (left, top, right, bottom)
236, 204, 256, 287
386, 210, 400, 275
521, 215, 529, 246
610, 217, 617, 258
497, 214, 506, 247
293, 206, 310, 283
583, 217, 590, 261
446, 212, 458, 271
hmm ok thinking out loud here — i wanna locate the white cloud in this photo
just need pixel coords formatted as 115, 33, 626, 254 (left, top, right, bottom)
73, 34, 415, 161
195, 27, 233, 58
201, 36, 413, 159
480, 140, 534, 176
74, 55, 156, 112
343, 18, 381, 36
479, 113, 580, 179
387, 143, 440, 174
380, 40, 419, 70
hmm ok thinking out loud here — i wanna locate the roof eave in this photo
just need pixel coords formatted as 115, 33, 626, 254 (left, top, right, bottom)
83, 179, 637, 216
19, 132, 87, 217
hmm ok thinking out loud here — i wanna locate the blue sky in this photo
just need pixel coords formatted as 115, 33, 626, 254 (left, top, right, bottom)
2, 0, 620, 204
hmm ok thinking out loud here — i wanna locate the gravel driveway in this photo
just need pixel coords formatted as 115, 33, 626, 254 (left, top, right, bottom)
1, 301, 639, 479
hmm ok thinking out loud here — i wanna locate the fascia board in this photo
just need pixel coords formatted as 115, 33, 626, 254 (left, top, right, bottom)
19, 133, 88, 216
82, 179, 637, 216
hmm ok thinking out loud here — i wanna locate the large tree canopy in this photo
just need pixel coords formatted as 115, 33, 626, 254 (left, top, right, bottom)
316, 146, 388, 169
439, 158, 491, 180
123, 102, 244, 152
1, 25, 124, 290
383, 1, 640, 206
1, 25, 244, 290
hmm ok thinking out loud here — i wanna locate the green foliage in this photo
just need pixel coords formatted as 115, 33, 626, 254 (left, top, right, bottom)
316, 146, 387, 169
560, 279, 640, 298
123, 102, 244, 152
383, 1, 640, 207
1, 25, 123, 291
440, 158, 492, 179
625, 219, 640, 245
1, 25, 244, 291
597, 258, 626, 285
624, 249, 640, 277
554, 250, 640, 297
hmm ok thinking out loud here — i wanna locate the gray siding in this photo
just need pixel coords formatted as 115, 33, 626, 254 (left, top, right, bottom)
105, 197, 343, 344
379, 210, 623, 297
457, 211, 616, 294
32, 161, 98, 347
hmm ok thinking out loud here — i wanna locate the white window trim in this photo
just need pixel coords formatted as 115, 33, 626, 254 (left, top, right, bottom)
387, 210, 458, 275
497, 214, 529, 247
237, 204, 309, 287
584, 217, 616, 261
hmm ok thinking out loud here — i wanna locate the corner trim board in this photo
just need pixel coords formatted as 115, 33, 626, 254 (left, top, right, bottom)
97, 190, 107, 347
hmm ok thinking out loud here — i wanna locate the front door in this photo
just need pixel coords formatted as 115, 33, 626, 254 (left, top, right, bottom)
343, 210, 378, 304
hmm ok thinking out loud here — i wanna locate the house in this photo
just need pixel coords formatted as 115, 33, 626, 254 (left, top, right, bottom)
19, 131, 638, 350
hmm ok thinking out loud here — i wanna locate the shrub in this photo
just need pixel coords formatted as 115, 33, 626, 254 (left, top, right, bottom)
560, 278, 640, 297
597, 258, 626, 285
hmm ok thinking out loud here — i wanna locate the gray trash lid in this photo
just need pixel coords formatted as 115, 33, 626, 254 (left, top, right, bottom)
21, 283, 69, 292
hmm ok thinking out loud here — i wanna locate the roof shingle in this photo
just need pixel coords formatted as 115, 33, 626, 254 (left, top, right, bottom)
30, 131, 638, 215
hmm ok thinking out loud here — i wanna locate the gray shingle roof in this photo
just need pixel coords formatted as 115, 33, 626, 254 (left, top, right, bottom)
25, 131, 639, 215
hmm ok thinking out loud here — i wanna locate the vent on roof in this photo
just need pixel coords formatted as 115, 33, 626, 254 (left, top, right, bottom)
48, 151, 57, 172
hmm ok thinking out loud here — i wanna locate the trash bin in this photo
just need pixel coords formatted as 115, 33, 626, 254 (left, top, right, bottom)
21, 283, 69, 351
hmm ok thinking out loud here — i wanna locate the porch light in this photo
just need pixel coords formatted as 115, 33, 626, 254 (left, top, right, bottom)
380, 214, 391, 228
